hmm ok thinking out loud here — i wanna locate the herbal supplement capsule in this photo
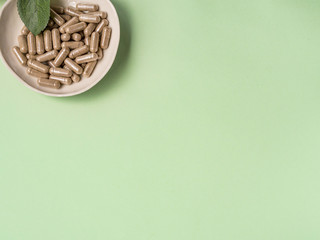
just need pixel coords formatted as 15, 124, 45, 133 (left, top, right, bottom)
83, 61, 97, 77
52, 28, 61, 50
18, 35, 28, 54
12, 46, 27, 66
26, 54, 38, 60
36, 33, 45, 55
49, 67, 72, 77
49, 75, 72, 85
84, 23, 96, 37
84, 36, 90, 46
72, 33, 82, 41
64, 7, 82, 17
61, 33, 71, 42
61, 41, 84, 49
27, 67, 49, 78
27, 32, 36, 55
21, 26, 30, 35
37, 78, 61, 89
101, 27, 112, 49
48, 61, 55, 68
27, 60, 50, 73
75, 53, 98, 64
65, 22, 87, 34
79, 14, 100, 23
53, 47, 70, 67
88, 11, 107, 19
76, 3, 99, 12
69, 45, 89, 59
43, 30, 53, 51
90, 32, 99, 53
59, 16, 79, 34
95, 19, 109, 33
97, 47, 103, 60
51, 6, 64, 14
71, 74, 81, 83
64, 58, 83, 74
61, 14, 72, 21
36, 50, 58, 62
47, 19, 55, 27
50, 8, 65, 26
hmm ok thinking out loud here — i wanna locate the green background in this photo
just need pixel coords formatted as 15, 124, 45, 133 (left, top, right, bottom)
1, 0, 320, 239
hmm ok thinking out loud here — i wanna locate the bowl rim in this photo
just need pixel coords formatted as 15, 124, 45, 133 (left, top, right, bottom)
0, 0, 120, 97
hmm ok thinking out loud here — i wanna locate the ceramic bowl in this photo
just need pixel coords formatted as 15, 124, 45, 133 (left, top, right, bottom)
0, 0, 120, 97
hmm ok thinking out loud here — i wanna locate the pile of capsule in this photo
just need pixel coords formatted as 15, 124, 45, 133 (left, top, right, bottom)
12, 3, 112, 89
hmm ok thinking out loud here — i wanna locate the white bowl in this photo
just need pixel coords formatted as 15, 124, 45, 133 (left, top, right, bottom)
0, 0, 120, 97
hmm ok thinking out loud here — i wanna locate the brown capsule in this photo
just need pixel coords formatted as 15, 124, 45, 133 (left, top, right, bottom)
48, 61, 55, 68
36, 50, 58, 62
90, 32, 99, 53
83, 61, 97, 77
51, 6, 64, 14
84, 23, 96, 37
65, 22, 87, 34
27, 67, 49, 78
49, 67, 72, 77
72, 33, 82, 41
12, 46, 27, 66
21, 26, 30, 35
61, 14, 72, 21
75, 53, 98, 64
27, 32, 36, 55
50, 8, 65, 26
27, 60, 50, 73
59, 16, 79, 34
43, 30, 53, 52
97, 48, 103, 60
18, 35, 28, 54
88, 11, 107, 19
26, 54, 38, 60
84, 36, 90, 46
36, 33, 45, 55
53, 47, 70, 67
47, 19, 55, 27
76, 3, 99, 12
71, 74, 81, 83
69, 45, 89, 59
64, 58, 83, 74
79, 14, 100, 23
61, 33, 71, 42
64, 7, 82, 17
52, 28, 61, 50
49, 75, 72, 85
100, 27, 112, 49
61, 41, 84, 49
95, 19, 109, 33
37, 78, 61, 89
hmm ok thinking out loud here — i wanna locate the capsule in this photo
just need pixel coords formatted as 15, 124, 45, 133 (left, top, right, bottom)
53, 47, 70, 67
27, 60, 50, 73
27, 32, 36, 55
43, 30, 53, 51
35, 33, 45, 55
61, 33, 70, 42
49, 67, 72, 77
12, 46, 27, 66
65, 22, 87, 34
84, 36, 90, 46
47, 19, 55, 28
76, 3, 99, 12
49, 75, 72, 85
50, 28, 61, 51
51, 6, 64, 14
83, 61, 97, 77
50, 8, 65, 26
88, 11, 107, 19
18, 35, 28, 54
61, 14, 72, 21
79, 14, 100, 23
59, 16, 79, 34
48, 61, 55, 68
64, 58, 83, 74
21, 26, 30, 35
89, 32, 99, 53
36, 50, 58, 62
68, 45, 89, 59
95, 19, 109, 33
71, 74, 81, 83
101, 27, 112, 49
84, 23, 96, 37
64, 7, 82, 17
75, 53, 98, 64
97, 48, 103, 60
26, 54, 38, 60
27, 68, 49, 78
61, 41, 84, 49
71, 33, 82, 41
37, 78, 61, 89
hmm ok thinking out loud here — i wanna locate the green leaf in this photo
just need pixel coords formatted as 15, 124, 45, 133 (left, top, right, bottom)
17, 0, 50, 36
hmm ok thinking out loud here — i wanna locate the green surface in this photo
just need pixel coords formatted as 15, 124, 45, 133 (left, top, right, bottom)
1, 0, 320, 239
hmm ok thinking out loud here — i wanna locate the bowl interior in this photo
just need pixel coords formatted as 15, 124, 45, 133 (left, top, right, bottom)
0, 0, 120, 97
